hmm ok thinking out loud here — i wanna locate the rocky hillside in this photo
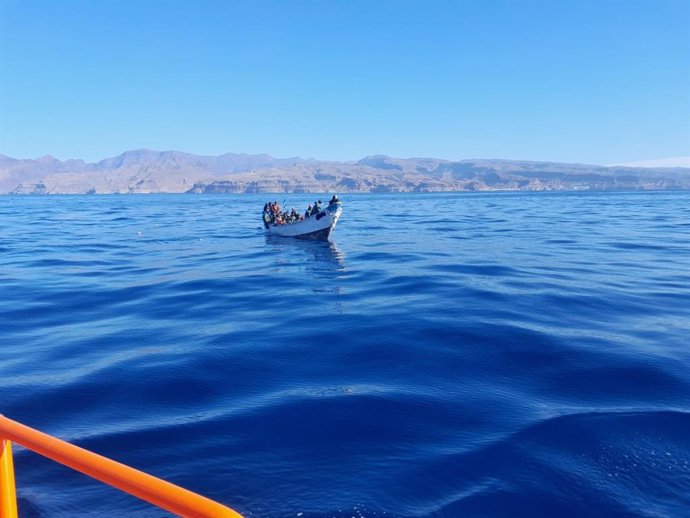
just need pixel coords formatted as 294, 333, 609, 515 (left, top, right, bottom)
2, 150, 689, 194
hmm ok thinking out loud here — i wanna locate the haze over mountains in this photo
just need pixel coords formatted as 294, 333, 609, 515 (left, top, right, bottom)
1, 150, 689, 194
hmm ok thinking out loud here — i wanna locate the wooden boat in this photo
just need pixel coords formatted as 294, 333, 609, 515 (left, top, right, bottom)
264, 200, 342, 240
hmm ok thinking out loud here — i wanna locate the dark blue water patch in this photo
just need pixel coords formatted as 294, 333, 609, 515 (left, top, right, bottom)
534, 291, 651, 321
423, 218, 460, 226
375, 274, 455, 295
541, 361, 690, 405
353, 251, 425, 263
395, 411, 690, 517
544, 238, 577, 244
427, 262, 527, 277
429, 226, 460, 232
606, 241, 682, 251
73, 243, 131, 251
26, 258, 115, 268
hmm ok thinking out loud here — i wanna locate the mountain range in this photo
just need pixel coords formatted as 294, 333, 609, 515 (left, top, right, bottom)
1, 150, 689, 194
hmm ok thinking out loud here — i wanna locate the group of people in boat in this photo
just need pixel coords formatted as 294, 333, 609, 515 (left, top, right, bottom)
262, 195, 340, 228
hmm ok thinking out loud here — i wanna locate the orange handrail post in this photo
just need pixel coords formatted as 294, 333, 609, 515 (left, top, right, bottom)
0, 439, 18, 518
0, 415, 243, 518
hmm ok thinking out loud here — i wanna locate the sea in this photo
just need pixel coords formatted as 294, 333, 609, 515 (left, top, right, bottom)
1, 191, 689, 518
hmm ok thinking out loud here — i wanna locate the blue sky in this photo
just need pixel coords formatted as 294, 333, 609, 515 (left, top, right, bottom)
1, 0, 688, 164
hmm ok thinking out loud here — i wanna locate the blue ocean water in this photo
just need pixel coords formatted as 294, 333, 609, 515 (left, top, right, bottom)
1, 192, 689, 518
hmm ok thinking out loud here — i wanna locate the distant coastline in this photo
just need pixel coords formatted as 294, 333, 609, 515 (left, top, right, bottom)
2, 149, 690, 194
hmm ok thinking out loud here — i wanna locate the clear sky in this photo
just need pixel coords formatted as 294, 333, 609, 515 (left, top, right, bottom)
1, 0, 688, 164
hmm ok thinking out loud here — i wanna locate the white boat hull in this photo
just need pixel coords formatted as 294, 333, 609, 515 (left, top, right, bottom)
265, 203, 342, 240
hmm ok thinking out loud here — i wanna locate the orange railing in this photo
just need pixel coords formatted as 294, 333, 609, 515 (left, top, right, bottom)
0, 415, 243, 518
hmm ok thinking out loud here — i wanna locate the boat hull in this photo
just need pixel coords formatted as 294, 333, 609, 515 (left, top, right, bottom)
265, 204, 342, 241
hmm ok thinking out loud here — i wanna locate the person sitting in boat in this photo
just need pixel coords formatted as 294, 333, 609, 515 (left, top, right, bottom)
329, 195, 339, 205
290, 208, 299, 222
305, 204, 312, 218
310, 201, 321, 216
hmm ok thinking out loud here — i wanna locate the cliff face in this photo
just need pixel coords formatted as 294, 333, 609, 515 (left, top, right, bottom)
2, 150, 689, 194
